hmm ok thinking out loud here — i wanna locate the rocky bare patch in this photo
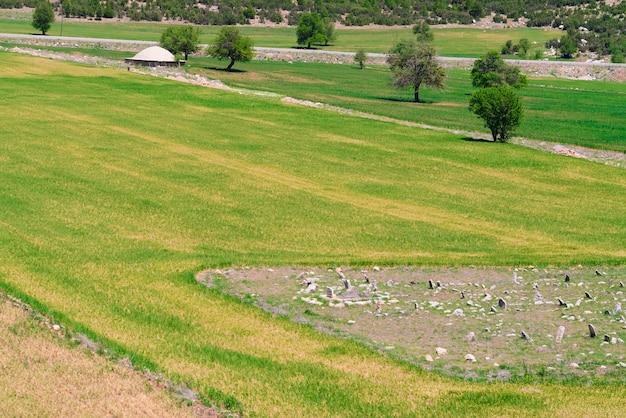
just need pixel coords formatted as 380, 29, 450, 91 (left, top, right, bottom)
198, 265, 626, 382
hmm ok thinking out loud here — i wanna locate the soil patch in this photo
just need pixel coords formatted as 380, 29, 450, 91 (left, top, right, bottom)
198, 265, 626, 383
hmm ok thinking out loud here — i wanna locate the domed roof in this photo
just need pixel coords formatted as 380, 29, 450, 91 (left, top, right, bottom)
131, 46, 176, 62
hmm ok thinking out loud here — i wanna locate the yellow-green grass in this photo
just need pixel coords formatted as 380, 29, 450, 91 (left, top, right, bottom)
0, 11, 560, 56
1, 51, 626, 415
0, 296, 196, 417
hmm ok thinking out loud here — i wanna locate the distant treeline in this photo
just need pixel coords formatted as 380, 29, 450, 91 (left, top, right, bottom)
2, 0, 624, 55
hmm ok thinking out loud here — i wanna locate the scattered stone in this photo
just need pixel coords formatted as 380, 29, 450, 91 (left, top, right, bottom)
466, 332, 476, 342
414, 302, 419, 310
604, 335, 611, 342
595, 270, 605, 276
612, 302, 622, 315
428, 279, 434, 289
386, 280, 394, 287
490, 306, 497, 313
497, 298, 507, 309
425, 354, 434, 362
589, 324, 597, 338
453, 308, 465, 317
570, 362, 580, 369
296, 272, 307, 280
482, 293, 492, 302
558, 297, 567, 307
460, 291, 465, 299
565, 274, 570, 282
304, 282, 317, 293
364, 274, 369, 283
533, 283, 539, 290
585, 291, 592, 299
341, 287, 360, 299
436, 281, 442, 288
52, 324, 61, 331
556, 326, 565, 343
534, 292, 543, 300
435, 347, 448, 356
521, 330, 531, 341
373, 266, 380, 271
620, 281, 624, 288
343, 279, 351, 289
464, 354, 477, 362
335, 267, 346, 280
301, 297, 323, 305
347, 320, 356, 324
326, 287, 335, 299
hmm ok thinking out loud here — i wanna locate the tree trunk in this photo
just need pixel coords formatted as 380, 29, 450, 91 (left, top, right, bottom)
184, 51, 189, 60
414, 85, 420, 103
226, 59, 235, 71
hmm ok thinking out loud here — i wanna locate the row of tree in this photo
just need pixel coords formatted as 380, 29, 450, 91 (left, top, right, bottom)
25, 0, 625, 60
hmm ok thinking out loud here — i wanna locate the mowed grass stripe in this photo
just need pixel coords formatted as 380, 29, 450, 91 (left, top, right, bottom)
1, 52, 626, 415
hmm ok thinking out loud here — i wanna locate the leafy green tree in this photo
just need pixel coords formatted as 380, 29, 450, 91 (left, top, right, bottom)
517, 38, 531, 57
354, 48, 367, 69
559, 35, 577, 58
412, 21, 434, 43
206, 26, 254, 71
471, 50, 527, 89
160, 25, 201, 60
387, 39, 445, 103
32, 0, 55, 35
296, 12, 326, 48
324, 20, 337, 46
469, 87, 523, 142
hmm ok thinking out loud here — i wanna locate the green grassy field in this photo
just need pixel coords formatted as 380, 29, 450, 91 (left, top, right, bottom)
1, 51, 626, 416
0, 10, 560, 56
3, 42, 624, 152
186, 58, 626, 152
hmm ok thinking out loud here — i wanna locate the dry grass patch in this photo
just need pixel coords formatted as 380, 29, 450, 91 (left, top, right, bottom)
0, 297, 200, 417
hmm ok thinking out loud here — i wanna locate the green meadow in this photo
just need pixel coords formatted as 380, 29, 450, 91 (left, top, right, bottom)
187, 58, 626, 152
1, 51, 626, 415
0, 10, 560, 56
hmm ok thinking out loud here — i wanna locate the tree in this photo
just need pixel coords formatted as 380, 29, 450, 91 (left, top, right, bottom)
412, 21, 434, 43
559, 35, 577, 58
354, 48, 367, 69
517, 38, 531, 57
32, 0, 55, 35
469, 87, 523, 142
160, 25, 200, 61
206, 26, 254, 71
387, 39, 445, 103
471, 50, 527, 89
324, 20, 337, 46
296, 12, 326, 48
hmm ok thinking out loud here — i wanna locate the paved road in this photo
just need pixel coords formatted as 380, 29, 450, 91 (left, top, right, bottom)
2, 33, 626, 68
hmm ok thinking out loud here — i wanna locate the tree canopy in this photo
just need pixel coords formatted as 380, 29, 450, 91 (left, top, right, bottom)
32, 0, 55, 35
412, 21, 434, 43
296, 12, 326, 48
206, 26, 254, 71
160, 25, 201, 60
559, 35, 578, 58
471, 51, 528, 89
354, 48, 367, 69
387, 39, 445, 103
469, 87, 523, 142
